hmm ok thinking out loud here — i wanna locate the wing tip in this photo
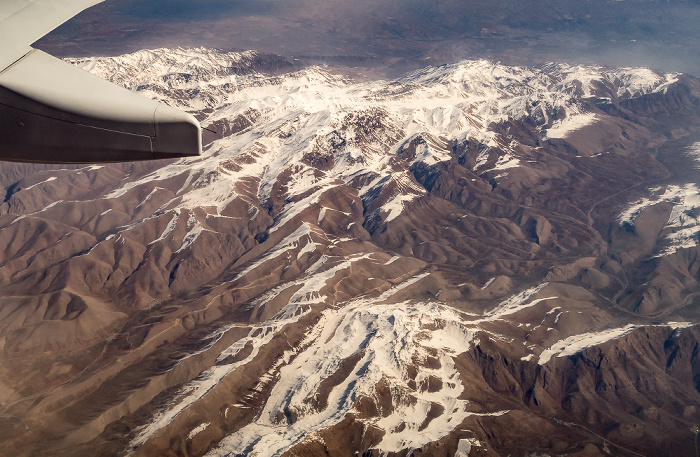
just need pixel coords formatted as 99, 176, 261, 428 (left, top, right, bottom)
153, 103, 203, 159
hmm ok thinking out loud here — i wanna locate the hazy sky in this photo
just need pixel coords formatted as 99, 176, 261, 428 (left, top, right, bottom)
37, 0, 700, 76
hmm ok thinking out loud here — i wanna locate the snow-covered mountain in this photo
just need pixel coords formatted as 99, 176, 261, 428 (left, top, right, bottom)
66, 47, 682, 255
1, 47, 700, 457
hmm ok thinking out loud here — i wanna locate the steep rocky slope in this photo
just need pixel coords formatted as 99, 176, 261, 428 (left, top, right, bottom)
0, 48, 699, 457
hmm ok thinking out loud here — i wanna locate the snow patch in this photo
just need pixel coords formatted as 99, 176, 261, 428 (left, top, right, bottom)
188, 422, 210, 440
24, 176, 57, 190
545, 113, 597, 139
455, 438, 481, 457
538, 322, 694, 365
235, 223, 316, 279
383, 192, 422, 222
481, 277, 495, 290
483, 284, 555, 320
619, 183, 700, 256
149, 211, 180, 246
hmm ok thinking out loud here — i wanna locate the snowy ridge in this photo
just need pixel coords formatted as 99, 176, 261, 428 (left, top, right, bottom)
540, 63, 679, 99
123, 270, 482, 457
67, 49, 682, 253
128, 305, 314, 452
482, 283, 553, 320
545, 113, 597, 139
206, 299, 476, 457
133, 279, 609, 456
129, 325, 280, 451
122, 257, 694, 455
619, 182, 700, 256
69, 47, 277, 110
538, 322, 695, 365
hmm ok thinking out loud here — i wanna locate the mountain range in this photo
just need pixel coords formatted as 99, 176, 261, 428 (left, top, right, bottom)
1, 47, 699, 456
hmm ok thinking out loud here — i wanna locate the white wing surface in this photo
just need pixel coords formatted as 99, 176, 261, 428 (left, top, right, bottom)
0, 0, 202, 163
0, 0, 104, 69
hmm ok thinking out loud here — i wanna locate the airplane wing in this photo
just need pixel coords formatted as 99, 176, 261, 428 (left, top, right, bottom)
0, 0, 202, 163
